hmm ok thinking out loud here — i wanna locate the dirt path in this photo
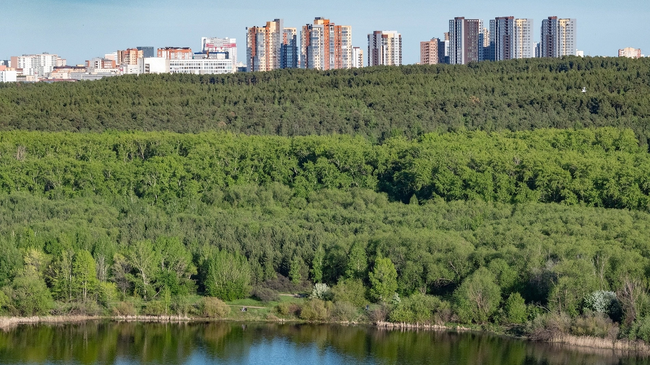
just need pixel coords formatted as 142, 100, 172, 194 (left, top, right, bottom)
228, 305, 266, 309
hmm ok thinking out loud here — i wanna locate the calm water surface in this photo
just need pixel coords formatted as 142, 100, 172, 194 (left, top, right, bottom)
0, 321, 647, 365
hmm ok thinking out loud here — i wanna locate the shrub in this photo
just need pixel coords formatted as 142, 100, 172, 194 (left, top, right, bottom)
171, 296, 192, 316
143, 301, 167, 316
453, 268, 501, 324
368, 305, 389, 323
203, 250, 251, 301
97, 282, 118, 307
112, 301, 137, 316
332, 301, 359, 322
276, 302, 300, 317
252, 287, 280, 303
261, 274, 310, 293
10, 274, 53, 316
310, 283, 332, 301
628, 316, 650, 342
389, 293, 444, 324
200, 297, 231, 318
583, 291, 621, 320
570, 313, 618, 339
526, 312, 571, 341
331, 278, 367, 307
299, 299, 330, 321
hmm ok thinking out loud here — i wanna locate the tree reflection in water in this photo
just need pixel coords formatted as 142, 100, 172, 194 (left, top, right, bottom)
0, 322, 646, 365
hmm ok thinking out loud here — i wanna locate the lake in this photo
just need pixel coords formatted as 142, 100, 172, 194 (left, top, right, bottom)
0, 321, 647, 364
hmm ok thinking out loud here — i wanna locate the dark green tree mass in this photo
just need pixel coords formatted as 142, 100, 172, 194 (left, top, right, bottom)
0, 57, 650, 144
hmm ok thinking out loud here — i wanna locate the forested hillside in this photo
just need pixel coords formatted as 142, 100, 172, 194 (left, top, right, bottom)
0, 128, 647, 209
0, 129, 650, 343
1, 57, 650, 143
2, 58, 650, 344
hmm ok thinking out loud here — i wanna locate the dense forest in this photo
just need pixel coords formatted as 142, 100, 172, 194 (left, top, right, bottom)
1, 57, 650, 144
1, 129, 650, 343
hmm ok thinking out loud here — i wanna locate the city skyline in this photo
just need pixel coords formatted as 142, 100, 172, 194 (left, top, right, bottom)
1, 0, 647, 66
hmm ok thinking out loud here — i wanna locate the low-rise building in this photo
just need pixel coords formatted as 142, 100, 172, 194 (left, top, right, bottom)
168, 57, 233, 75
0, 66, 18, 82
140, 58, 170, 74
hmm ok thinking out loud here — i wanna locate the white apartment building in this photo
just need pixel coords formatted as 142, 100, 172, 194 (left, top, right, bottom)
514, 19, 533, 59
10, 53, 65, 77
353, 47, 364, 68
140, 58, 170, 74
0, 70, 18, 83
201, 37, 237, 72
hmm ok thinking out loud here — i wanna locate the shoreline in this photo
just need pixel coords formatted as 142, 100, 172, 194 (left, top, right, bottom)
2, 315, 649, 356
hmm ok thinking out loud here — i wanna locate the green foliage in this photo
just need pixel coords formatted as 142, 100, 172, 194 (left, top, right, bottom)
310, 245, 324, 283
8, 271, 53, 316
203, 250, 251, 301
2, 58, 650, 146
548, 260, 599, 317
454, 267, 502, 324
289, 255, 304, 285
72, 250, 98, 302
369, 257, 398, 303
200, 297, 231, 318
331, 301, 359, 322
504, 293, 527, 325
0, 128, 648, 210
300, 299, 331, 321
570, 313, 617, 339
331, 278, 367, 307
112, 301, 137, 316
389, 293, 447, 324
345, 242, 368, 280
252, 287, 280, 303
143, 301, 167, 316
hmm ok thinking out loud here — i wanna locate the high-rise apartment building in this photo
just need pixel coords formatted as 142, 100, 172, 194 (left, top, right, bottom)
449, 17, 483, 64
541, 17, 577, 58
281, 28, 298, 69
246, 19, 284, 72
489, 17, 514, 61
514, 19, 533, 59
10, 53, 64, 77
353, 47, 364, 68
420, 39, 440, 65
157, 47, 193, 60
117, 48, 143, 65
201, 37, 237, 72
488, 17, 533, 61
368, 31, 402, 67
301, 17, 353, 70
137, 47, 154, 58
618, 47, 642, 59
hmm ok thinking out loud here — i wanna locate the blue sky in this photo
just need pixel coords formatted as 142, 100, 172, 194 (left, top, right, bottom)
1, 0, 648, 65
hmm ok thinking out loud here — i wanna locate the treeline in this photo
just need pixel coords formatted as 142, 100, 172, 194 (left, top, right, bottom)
1, 57, 650, 143
0, 128, 648, 210
2, 187, 650, 340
